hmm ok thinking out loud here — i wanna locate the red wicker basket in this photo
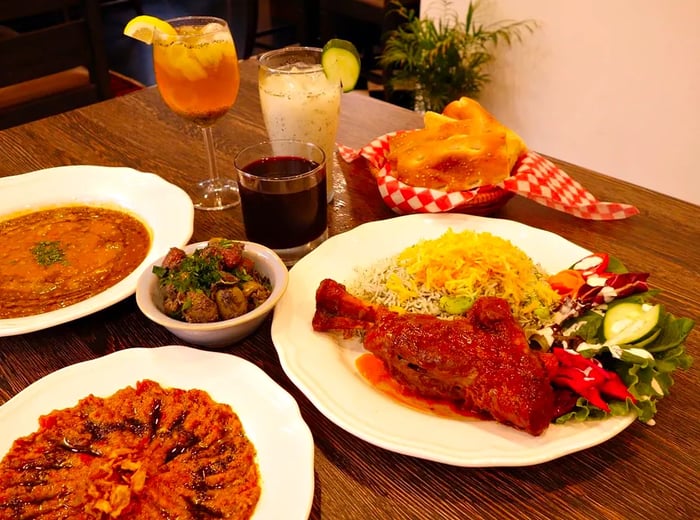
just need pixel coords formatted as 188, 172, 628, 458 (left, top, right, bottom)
343, 133, 639, 221
357, 130, 517, 216
450, 185, 514, 216
367, 160, 515, 216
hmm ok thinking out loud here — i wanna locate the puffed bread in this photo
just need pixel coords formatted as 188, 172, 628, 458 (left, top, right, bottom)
387, 97, 527, 191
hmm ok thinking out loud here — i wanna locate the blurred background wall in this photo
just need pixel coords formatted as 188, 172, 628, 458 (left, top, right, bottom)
421, 1, 700, 205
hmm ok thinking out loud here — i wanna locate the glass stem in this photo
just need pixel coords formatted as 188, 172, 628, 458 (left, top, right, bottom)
201, 125, 222, 206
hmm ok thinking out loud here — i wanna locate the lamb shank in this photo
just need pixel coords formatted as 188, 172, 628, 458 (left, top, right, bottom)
312, 278, 556, 436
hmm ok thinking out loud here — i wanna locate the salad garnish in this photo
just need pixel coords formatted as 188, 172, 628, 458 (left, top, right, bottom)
540, 253, 694, 424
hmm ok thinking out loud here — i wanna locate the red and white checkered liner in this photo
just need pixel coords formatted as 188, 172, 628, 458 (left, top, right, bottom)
338, 132, 639, 220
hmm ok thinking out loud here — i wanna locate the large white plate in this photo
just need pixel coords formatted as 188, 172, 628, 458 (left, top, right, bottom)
0, 165, 194, 336
0, 346, 314, 520
271, 213, 635, 467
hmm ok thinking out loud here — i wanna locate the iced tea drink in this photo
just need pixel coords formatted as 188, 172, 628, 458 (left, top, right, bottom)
153, 20, 239, 126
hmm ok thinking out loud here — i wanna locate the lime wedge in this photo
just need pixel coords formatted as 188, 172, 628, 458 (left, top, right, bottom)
124, 15, 176, 44
322, 39, 361, 93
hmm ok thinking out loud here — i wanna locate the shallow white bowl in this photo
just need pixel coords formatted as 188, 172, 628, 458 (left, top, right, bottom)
136, 241, 289, 347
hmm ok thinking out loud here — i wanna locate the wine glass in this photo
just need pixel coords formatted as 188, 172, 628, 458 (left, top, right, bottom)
152, 16, 240, 210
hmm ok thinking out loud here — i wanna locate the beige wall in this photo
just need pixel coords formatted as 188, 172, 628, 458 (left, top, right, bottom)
421, 1, 700, 205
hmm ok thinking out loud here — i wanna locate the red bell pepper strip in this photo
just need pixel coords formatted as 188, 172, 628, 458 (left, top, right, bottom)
572, 253, 609, 277
550, 348, 637, 412
555, 377, 611, 412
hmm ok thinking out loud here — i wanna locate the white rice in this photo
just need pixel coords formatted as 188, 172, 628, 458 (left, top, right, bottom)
347, 255, 449, 317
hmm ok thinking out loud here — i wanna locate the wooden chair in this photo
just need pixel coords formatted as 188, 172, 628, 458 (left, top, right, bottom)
0, 0, 112, 130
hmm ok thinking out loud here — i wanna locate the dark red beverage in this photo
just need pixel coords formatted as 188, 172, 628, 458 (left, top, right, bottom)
238, 155, 327, 249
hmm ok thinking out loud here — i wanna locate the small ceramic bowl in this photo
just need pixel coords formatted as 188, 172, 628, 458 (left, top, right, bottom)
136, 240, 289, 348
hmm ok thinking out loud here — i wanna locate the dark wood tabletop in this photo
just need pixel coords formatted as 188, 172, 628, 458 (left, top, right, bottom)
1, 58, 698, 520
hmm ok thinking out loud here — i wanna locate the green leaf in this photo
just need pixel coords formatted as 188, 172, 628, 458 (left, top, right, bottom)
380, 0, 537, 110
567, 309, 604, 343
554, 396, 629, 424
606, 255, 629, 274
646, 315, 695, 353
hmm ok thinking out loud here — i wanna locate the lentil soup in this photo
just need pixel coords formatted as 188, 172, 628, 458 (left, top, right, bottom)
0, 205, 151, 319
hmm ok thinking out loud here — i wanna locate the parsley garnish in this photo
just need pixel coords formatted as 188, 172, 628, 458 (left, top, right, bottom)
32, 241, 66, 267
153, 249, 223, 296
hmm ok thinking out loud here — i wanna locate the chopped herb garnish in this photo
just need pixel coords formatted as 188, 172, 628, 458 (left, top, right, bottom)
153, 239, 273, 323
153, 249, 224, 296
32, 241, 66, 266
233, 266, 253, 282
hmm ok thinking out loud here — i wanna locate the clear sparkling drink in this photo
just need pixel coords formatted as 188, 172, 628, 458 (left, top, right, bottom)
258, 47, 341, 202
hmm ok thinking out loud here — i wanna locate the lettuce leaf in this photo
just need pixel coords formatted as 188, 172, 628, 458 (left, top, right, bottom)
555, 396, 632, 424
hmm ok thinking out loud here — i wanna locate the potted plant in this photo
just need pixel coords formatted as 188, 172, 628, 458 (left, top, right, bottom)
379, 0, 536, 112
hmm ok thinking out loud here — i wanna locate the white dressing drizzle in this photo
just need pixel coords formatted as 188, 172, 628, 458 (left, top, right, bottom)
575, 342, 654, 361
573, 256, 603, 271
598, 286, 618, 303
586, 274, 608, 287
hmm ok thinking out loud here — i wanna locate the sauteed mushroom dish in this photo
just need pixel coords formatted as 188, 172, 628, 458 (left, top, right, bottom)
153, 239, 272, 323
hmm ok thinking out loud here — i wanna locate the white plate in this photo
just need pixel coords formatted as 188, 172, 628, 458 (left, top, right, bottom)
271, 213, 635, 467
0, 346, 315, 520
0, 165, 194, 336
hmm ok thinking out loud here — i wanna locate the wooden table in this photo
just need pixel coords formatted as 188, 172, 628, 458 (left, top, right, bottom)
1, 58, 698, 520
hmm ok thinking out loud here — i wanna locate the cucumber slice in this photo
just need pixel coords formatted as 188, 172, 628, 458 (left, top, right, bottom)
603, 302, 660, 345
631, 328, 661, 348
322, 39, 361, 92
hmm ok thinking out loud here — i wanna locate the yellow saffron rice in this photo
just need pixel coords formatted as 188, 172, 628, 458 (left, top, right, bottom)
349, 228, 561, 334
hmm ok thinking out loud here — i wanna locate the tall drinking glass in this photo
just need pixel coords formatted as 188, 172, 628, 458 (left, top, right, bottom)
258, 47, 341, 203
153, 16, 240, 210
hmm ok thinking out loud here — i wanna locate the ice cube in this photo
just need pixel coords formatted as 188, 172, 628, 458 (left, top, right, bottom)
166, 42, 207, 81
202, 22, 224, 34
197, 23, 232, 46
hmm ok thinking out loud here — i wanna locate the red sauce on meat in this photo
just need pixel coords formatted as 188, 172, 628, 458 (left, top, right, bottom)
356, 353, 484, 420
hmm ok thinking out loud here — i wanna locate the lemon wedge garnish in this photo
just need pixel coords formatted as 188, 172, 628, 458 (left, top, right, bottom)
123, 15, 177, 44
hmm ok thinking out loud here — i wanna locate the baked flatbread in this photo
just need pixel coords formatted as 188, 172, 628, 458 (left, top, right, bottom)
387, 97, 527, 191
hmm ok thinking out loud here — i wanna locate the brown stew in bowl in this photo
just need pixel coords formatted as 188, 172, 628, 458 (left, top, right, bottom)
0, 205, 151, 319
153, 239, 272, 323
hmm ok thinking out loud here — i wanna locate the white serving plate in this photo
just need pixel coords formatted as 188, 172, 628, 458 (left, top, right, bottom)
0, 346, 314, 519
271, 213, 635, 467
0, 165, 194, 336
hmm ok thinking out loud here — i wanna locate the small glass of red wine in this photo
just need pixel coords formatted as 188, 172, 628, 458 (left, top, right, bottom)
234, 140, 328, 266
